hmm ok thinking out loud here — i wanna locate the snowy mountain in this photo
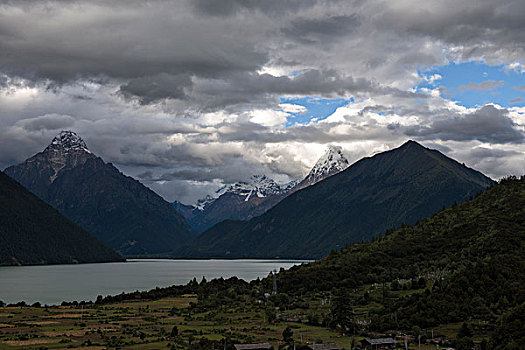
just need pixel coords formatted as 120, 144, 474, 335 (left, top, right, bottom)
44, 131, 94, 181
209, 175, 295, 206
293, 145, 349, 191
173, 175, 298, 232
49, 130, 91, 154
5, 130, 194, 256
3, 131, 97, 199
173, 146, 348, 232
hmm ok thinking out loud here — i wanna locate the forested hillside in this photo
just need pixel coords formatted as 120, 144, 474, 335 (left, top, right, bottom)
277, 176, 524, 331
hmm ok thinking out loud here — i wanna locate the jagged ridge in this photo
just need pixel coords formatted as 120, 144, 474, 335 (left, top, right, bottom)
5, 131, 195, 256
174, 146, 348, 232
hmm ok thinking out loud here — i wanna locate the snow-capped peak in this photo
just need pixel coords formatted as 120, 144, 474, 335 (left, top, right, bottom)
47, 130, 91, 154
217, 175, 285, 202
193, 175, 297, 210
195, 195, 217, 211
304, 145, 349, 184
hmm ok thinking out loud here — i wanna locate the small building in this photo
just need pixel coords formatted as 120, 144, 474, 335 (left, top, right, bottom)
234, 343, 272, 350
360, 338, 397, 349
297, 343, 342, 350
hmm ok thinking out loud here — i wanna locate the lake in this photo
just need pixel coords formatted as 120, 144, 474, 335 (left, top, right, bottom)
0, 259, 308, 305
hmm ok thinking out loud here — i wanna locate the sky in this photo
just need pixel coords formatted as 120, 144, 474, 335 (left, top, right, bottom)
0, 0, 524, 204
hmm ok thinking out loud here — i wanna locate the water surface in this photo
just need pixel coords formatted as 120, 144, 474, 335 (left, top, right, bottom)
0, 259, 308, 305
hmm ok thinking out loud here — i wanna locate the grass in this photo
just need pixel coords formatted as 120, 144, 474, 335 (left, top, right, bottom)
0, 291, 490, 350
0, 298, 354, 349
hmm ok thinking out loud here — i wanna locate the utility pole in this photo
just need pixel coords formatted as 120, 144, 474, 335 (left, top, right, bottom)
272, 269, 278, 295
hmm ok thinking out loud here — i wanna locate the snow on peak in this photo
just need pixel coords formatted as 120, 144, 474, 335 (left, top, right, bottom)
193, 175, 297, 210
219, 175, 286, 202
305, 145, 349, 183
195, 195, 217, 211
47, 130, 91, 154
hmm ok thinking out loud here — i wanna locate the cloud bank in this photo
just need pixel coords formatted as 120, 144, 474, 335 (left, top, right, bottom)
0, 0, 524, 203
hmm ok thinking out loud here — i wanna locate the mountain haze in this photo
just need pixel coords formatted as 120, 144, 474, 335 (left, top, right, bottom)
175, 141, 493, 259
5, 131, 194, 256
0, 171, 123, 266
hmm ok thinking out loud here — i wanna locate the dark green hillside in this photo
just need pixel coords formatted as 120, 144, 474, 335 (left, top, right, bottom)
491, 302, 525, 349
277, 176, 524, 292
276, 176, 524, 330
0, 171, 123, 265
176, 141, 493, 258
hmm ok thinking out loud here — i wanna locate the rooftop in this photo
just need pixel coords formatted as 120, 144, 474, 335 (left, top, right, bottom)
362, 338, 397, 345
234, 343, 272, 350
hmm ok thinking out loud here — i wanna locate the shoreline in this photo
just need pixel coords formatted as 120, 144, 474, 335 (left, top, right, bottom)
0, 259, 309, 306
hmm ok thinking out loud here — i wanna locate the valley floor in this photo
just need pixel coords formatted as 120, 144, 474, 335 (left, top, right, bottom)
0, 289, 486, 350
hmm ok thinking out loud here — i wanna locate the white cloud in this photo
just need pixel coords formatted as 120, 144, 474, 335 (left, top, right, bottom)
1, 0, 524, 203
249, 109, 289, 126
278, 103, 307, 114
504, 62, 525, 74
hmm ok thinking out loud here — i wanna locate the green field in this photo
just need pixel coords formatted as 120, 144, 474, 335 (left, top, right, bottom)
0, 285, 488, 350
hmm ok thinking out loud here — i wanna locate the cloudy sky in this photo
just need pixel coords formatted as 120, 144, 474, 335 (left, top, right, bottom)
1, 0, 524, 204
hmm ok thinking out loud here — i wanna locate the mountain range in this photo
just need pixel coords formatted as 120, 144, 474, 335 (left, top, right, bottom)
173, 145, 350, 232
0, 171, 123, 265
175, 140, 493, 259
3, 133, 496, 261
5, 131, 194, 256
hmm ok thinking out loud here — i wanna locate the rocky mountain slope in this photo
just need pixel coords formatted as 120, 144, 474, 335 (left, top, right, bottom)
175, 140, 493, 259
0, 171, 123, 265
174, 146, 349, 232
292, 145, 349, 192
5, 131, 194, 256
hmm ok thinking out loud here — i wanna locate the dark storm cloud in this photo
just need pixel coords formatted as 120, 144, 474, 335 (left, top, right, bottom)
112, 140, 247, 169
194, 70, 425, 111
141, 167, 256, 184
406, 105, 525, 144
282, 15, 360, 44
0, 1, 267, 84
382, 1, 525, 60
119, 74, 193, 104
1, 0, 524, 202
192, 0, 321, 17
115, 68, 425, 110
469, 147, 522, 159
